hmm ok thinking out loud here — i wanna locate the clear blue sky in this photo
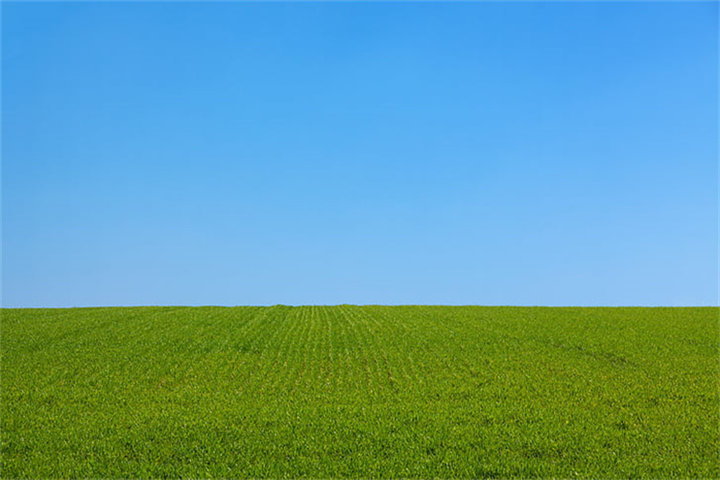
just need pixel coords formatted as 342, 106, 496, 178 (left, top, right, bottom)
2, 2, 718, 307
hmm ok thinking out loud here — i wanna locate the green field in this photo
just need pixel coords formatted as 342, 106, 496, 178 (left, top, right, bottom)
1, 306, 718, 478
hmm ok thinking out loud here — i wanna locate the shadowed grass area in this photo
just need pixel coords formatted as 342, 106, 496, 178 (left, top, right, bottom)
1, 306, 718, 478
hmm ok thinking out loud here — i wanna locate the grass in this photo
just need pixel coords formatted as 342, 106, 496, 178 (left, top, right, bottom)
1, 305, 718, 478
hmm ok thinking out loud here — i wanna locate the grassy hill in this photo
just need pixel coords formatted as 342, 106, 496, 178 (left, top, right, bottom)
1, 305, 717, 478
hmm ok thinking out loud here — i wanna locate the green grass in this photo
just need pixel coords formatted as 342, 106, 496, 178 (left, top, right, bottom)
1, 306, 718, 478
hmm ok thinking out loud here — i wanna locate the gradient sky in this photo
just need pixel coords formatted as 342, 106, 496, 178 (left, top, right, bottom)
2, 1, 718, 307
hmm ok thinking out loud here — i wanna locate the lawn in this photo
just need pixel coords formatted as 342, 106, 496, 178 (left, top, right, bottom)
1, 306, 717, 478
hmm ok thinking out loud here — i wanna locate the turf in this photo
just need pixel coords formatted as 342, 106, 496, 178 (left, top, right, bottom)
1, 306, 718, 478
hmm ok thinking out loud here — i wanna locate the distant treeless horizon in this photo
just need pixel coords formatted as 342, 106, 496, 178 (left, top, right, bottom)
2, 2, 718, 307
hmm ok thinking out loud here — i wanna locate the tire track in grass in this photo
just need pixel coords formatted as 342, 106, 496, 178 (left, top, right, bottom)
140, 308, 207, 396
208, 306, 279, 395
214, 307, 268, 387
382, 306, 482, 399
327, 305, 352, 395
278, 305, 317, 397
391, 306, 440, 390
330, 306, 362, 396
399, 308, 431, 391
371, 306, 424, 392
310, 305, 332, 396
405, 307, 489, 394
336, 305, 375, 399
352, 307, 396, 398
315, 306, 332, 391
280, 305, 310, 395
255, 306, 293, 396
233, 306, 283, 397
153, 308, 236, 388
305, 305, 325, 395
315, 306, 330, 392
319, 306, 338, 395
337, 305, 360, 394
338, 305, 389, 400
356, 306, 420, 397
298, 305, 320, 395
263, 306, 308, 398
304, 306, 324, 392
373, 307, 408, 395
311, 306, 346, 396
324, 305, 355, 395
306, 305, 324, 393
171, 307, 266, 396
244, 306, 295, 399
290, 305, 314, 396
345, 306, 369, 397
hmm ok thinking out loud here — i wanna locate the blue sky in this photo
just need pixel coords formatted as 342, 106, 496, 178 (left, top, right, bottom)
2, 2, 718, 307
